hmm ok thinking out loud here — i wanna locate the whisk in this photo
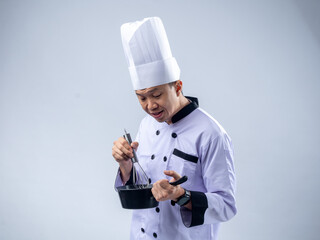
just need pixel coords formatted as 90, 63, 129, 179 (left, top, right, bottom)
123, 129, 150, 187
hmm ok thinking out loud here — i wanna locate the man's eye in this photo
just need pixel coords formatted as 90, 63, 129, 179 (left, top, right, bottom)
153, 94, 161, 98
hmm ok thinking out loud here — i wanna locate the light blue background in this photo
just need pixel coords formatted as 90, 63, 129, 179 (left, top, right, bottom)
1, 0, 319, 239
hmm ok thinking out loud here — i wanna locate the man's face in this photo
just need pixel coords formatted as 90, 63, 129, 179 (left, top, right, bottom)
135, 83, 179, 124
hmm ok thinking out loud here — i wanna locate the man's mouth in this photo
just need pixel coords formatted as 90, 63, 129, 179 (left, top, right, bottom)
150, 110, 164, 119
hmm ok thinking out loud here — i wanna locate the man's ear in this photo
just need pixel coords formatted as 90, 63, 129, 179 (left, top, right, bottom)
176, 80, 183, 95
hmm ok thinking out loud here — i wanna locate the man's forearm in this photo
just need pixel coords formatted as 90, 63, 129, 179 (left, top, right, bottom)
119, 161, 132, 184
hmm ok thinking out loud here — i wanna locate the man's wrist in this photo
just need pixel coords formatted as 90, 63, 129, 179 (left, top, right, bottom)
119, 161, 132, 183
172, 188, 191, 207
173, 187, 185, 201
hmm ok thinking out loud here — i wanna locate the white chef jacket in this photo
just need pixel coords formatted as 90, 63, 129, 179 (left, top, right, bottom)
115, 97, 236, 240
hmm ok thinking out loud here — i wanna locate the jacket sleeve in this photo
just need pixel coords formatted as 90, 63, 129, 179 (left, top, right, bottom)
180, 133, 237, 227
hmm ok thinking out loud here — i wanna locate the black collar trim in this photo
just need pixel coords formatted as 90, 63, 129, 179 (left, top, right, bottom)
171, 96, 199, 124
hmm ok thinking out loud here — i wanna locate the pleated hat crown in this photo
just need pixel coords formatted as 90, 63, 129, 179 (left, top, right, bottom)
121, 17, 180, 90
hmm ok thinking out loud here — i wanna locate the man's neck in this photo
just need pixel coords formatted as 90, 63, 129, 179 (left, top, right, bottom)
166, 95, 190, 125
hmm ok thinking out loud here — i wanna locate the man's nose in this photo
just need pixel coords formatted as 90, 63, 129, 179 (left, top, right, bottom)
147, 100, 158, 111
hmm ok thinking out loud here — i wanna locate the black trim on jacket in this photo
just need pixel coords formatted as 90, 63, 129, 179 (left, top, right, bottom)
180, 191, 208, 227
173, 148, 199, 164
171, 96, 199, 124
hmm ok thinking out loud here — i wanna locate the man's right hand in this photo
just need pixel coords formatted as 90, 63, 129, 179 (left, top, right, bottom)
112, 137, 139, 183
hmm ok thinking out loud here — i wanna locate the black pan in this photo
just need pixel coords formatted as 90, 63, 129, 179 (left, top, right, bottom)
117, 176, 188, 209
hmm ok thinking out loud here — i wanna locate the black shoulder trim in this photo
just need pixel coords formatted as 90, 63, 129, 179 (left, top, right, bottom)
173, 148, 198, 163
180, 191, 208, 227
171, 96, 199, 124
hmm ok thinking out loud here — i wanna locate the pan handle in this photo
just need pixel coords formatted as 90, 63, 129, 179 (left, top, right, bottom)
169, 175, 188, 186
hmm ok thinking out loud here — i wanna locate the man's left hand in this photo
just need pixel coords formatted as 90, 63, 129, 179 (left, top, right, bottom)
151, 170, 185, 202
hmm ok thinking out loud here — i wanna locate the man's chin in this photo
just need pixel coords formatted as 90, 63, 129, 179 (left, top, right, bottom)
152, 116, 164, 122
150, 115, 166, 123
151, 116, 171, 124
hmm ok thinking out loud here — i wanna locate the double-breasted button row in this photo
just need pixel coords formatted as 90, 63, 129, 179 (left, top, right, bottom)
155, 130, 177, 138
141, 228, 157, 238
151, 131, 176, 165
151, 154, 167, 162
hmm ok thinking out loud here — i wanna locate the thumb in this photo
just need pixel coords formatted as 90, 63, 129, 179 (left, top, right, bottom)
164, 170, 181, 181
131, 141, 139, 150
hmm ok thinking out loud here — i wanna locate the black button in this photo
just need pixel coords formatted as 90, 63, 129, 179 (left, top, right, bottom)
156, 207, 160, 213
156, 130, 160, 135
171, 133, 177, 138
153, 232, 157, 238
163, 156, 167, 162
151, 154, 155, 160
141, 228, 145, 233
148, 178, 152, 184
171, 200, 176, 206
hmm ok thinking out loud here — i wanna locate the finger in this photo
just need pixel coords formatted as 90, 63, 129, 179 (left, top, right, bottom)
112, 150, 130, 162
151, 184, 160, 200
114, 146, 131, 159
114, 140, 133, 158
112, 144, 130, 158
151, 187, 159, 200
164, 170, 181, 181
157, 180, 174, 198
115, 137, 131, 149
131, 141, 139, 150
152, 184, 169, 201
158, 179, 171, 189
118, 137, 132, 148
112, 142, 132, 160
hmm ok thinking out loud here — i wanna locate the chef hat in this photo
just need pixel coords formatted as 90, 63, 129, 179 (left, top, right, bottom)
121, 17, 180, 90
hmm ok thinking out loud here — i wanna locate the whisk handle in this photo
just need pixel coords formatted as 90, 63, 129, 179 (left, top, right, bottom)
123, 130, 138, 163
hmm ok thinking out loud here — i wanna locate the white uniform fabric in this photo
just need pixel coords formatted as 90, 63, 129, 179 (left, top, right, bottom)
121, 17, 180, 90
115, 98, 237, 240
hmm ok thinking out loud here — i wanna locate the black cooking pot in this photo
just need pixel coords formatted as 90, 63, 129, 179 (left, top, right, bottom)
117, 176, 188, 209
117, 184, 157, 209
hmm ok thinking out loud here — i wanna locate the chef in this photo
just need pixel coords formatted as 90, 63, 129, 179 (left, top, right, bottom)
113, 17, 237, 240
